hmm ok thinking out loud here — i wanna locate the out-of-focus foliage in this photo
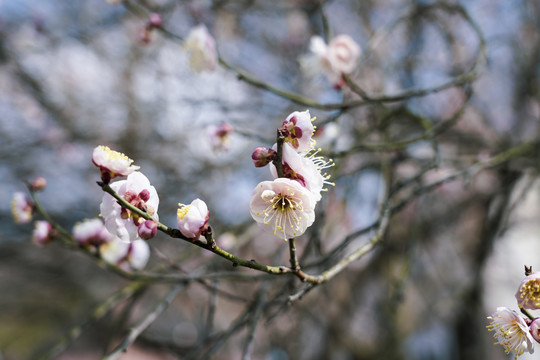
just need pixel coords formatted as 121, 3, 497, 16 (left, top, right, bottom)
2, 0, 540, 359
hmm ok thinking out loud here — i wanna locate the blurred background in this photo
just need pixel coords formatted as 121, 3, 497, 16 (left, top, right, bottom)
2, 0, 540, 359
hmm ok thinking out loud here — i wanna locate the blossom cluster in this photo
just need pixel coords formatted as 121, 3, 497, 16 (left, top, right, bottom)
487, 269, 540, 359
11, 146, 212, 272
249, 110, 333, 240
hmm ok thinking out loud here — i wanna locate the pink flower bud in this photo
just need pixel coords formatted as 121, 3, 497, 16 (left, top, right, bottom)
32, 220, 54, 247
147, 13, 162, 29
138, 189, 150, 202
251, 147, 277, 167
530, 318, 540, 343
30, 176, 47, 191
177, 199, 209, 240
138, 220, 158, 240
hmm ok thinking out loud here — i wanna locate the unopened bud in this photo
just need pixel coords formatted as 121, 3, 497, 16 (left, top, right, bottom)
531, 318, 540, 343
139, 189, 150, 202
147, 13, 162, 29
138, 219, 158, 240
30, 176, 47, 191
251, 147, 277, 167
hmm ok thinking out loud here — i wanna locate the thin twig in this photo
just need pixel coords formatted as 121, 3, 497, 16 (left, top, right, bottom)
102, 284, 184, 360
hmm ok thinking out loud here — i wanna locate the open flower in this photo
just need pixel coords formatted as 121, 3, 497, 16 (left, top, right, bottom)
184, 24, 217, 73
100, 238, 150, 271
270, 143, 333, 202
32, 220, 54, 247
11, 192, 33, 224
207, 122, 234, 152
177, 199, 209, 240
487, 307, 535, 359
300, 34, 360, 87
73, 218, 114, 248
100, 171, 159, 242
516, 272, 540, 310
249, 178, 316, 240
280, 110, 315, 153
92, 145, 140, 183
327, 35, 361, 75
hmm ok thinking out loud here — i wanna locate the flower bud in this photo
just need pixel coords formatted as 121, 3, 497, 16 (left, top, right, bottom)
138, 219, 158, 240
530, 318, 540, 343
30, 176, 47, 191
251, 147, 277, 167
32, 220, 54, 247
147, 13, 162, 29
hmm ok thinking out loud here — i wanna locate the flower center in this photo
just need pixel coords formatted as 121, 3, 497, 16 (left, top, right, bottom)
519, 279, 540, 307
261, 190, 304, 240
177, 204, 191, 220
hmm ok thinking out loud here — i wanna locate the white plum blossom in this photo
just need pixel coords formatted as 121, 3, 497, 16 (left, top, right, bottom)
249, 178, 316, 240
486, 307, 535, 359
184, 25, 218, 73
73, 218, 114, 248
11, 192, 33, 224
516, 272, 540, 310
300, 34, 360, 87
280, 110, 315, 153
100, 171, 159, 242
207, 122, 234, 152
270, 142, 333, 202
100, 238, 150, 271
327, 35, 361, 74
92, 145, 140, 182
177, 199, 209, 240
32, 220, 54, 247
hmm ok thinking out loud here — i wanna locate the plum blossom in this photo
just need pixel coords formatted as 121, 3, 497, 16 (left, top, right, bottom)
207, 122, 234, 152
32, 220, 54, 247
300, 34, 360, 87
270, 142, 334, 202
100, 238, 150, 271
92, 145, 140, 183
100, 171, 159, 242
73, 218, 114, 248
177, 199, 209, 240
516, 272, 540, 310
486, 307, 534, 359
11, 192, 33, 224
280, 110, 315, 153
249, 178, 316, 240
184, 24, 218, 73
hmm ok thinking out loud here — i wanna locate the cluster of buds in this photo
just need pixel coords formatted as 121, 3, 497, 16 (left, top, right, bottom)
300, 34, 361, 88
487, 266, 540, 358
249, 110, 334, 240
